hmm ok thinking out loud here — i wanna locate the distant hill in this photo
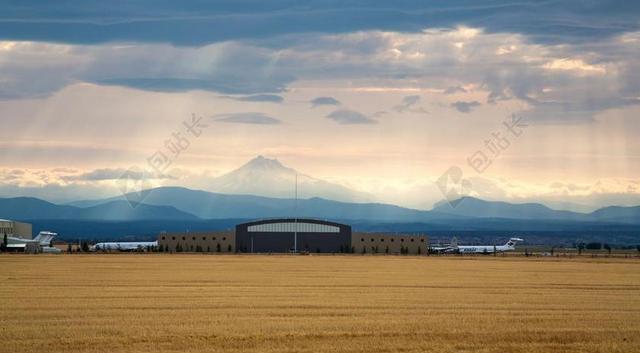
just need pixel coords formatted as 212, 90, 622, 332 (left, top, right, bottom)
432, 197, 584, 220
433, 196, 640, 224
588, 205, 640, 224
0, 197, 78, 219
69, 186, 461, 222
0, 197, 198, 221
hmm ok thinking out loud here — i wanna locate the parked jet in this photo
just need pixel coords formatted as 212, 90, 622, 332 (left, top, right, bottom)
91, 241, 158, 252
432, 237, 524, 254
5, 231, 61, 253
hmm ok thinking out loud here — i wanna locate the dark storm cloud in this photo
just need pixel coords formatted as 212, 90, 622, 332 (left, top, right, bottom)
214, 112, 281, 125
326, 109, 377, 124
220, 94, 284, 103
310, 97, 341, 107
451, 101, 481, 113
1, 1, 637, 45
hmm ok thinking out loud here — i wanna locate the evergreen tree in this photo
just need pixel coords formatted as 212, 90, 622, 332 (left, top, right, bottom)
227, 244, 233, 252
67, 243, 72, 253
217, 243, 221, 252
385, 246, 389, 254
2, 232, 7, 252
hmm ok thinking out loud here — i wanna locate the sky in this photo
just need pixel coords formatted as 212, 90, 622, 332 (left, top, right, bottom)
0, 1, 639, 211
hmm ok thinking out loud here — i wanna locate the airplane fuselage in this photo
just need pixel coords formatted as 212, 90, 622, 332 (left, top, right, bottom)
457, 245, 514, 253
92, 241, 158, 251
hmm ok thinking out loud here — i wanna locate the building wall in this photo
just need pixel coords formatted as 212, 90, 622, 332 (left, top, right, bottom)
158, 231, 235, 252
13, 221, 32, 239
351, 233, 428, 255
0, 220, 32, 239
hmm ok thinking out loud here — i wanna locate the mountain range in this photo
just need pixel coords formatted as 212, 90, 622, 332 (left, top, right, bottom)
0, 155, 638, 244
2, 188, 639, 224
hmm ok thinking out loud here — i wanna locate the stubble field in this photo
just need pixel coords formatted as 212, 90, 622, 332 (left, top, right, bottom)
1, 254, 639, 353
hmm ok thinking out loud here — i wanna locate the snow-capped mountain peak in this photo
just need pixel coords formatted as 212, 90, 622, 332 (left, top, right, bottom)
207, 156, 372, 202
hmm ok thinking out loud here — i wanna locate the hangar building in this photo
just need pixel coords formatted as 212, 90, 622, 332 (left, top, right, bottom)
236, 218, 351, 253
157, 218, 427, 254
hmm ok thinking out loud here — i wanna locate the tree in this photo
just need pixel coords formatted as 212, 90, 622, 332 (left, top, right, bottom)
81, 241, 90, 252
67, 243, 72, 254
227, 244, 232, 252
216, 243, 221, 252
603, 243, 611, 255
586, 242, 602, 250
207, 246, 211, 253
417, 246, 421, 255
385, 246, 389, 254
577, 242, 585, 255
1, 232, 7, 252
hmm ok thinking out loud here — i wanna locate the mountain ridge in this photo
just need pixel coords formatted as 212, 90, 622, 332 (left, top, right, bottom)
55, 187, 640, 224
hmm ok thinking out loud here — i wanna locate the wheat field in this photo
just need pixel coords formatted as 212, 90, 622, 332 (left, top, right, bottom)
1, 254, 639, 353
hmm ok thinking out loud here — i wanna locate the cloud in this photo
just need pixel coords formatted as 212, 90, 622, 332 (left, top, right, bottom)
326, 109, 377, 124
0, 41, 295, 98
311, 96, 341, 107
0, 2, 638, 46
393, 95, 428, 114
220, 94, 284, 103
214, 112, 281, 125
451, 101, 481, 113
443, 86, 467, 94
61, 168, 174, 181
1, 25, 639, 124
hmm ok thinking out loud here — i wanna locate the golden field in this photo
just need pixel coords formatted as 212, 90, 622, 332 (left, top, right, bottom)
1, 255, 639, 353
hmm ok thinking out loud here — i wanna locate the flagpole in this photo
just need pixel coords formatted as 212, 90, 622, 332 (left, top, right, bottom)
294, 172, 298, 253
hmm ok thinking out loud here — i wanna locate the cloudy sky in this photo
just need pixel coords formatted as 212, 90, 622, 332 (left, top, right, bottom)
1, 1, 639, 210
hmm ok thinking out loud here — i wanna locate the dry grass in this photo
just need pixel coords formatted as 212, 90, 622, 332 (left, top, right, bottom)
1, 254, 639, 353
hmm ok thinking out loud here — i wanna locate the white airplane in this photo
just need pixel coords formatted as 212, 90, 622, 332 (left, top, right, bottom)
432, 237, 524, 254
91, 241, 158, 252
5, 231, 62, 253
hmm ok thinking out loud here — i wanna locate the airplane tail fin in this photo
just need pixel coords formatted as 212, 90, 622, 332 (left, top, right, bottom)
34, 231, 56, 246
506, 237, 524, 247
